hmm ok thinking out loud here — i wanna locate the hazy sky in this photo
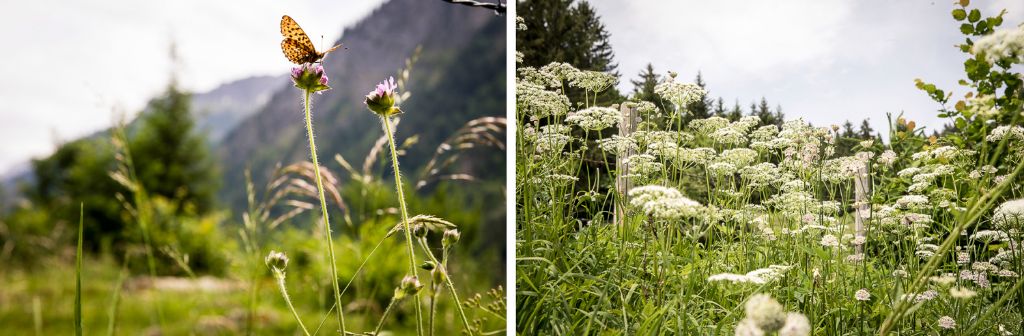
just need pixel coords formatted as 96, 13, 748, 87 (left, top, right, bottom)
0, 0, 386, 174
589, 0, 1023, 136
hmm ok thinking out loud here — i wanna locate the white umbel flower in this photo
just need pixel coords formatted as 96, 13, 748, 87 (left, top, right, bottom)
937, 315, 957, 330
854, 289, 870, 301
745, 294, 787, 332
993, 198, 1024, 230
778, 313, 810, 336
565, 106, 621, 130
972, 25, 1024, 63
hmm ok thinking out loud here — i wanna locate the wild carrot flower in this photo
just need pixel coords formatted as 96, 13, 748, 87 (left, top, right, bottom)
937, 316, 957, 329
820, 234, 839, 247
987, 125, 1024, 142
365, 76, 402, 117
565, 106, 621, 130
877, 150, 897, 167
971, 24, 1024, 63
744, 294, 787, 332
855, 289, 871, 301
517, 82, 570, 118
734, 318, 764, 336
993, 198, 1024, 229
655, 75, 706, 111
778, 313, 810, 336
291, 63, 331, 93
598, 135, 639, 155
628, 185, 702, 220
569, 70, 616, 92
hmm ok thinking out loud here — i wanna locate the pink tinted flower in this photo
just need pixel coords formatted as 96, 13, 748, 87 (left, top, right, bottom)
291, 63, 330, 93
365, 76, 402, 116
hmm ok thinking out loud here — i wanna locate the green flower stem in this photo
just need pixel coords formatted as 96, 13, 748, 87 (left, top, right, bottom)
416, 237, 472, 333
302, 89, 346, 333
381, 115, 424, 336
373, 297, 400, 336
74, 203, 83, 336
273, 270, 310, 336
879, 158, 1024, 333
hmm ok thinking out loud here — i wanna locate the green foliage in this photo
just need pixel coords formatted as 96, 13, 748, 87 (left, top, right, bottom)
630, 63, 669, 109
2, 84, 227, 275
129, 86, 220, 216
518, 2, 1024, 334
517, 0, 624, 105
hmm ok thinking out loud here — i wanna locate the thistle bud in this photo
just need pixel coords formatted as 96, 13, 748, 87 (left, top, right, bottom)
394, 275, 423, 300
290, 63, 331, 93
413, 224, 428, 239
265, 250, 289, 271
365, 76, 402, 116
442, 229, 461, 247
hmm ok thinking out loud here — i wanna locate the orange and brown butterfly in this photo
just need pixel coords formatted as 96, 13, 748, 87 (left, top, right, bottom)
280, 15, 342, 64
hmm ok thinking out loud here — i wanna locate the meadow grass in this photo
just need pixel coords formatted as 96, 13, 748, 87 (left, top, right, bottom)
515, 57, 1024, 335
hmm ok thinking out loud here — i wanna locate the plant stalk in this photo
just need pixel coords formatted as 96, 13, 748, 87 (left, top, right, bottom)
381, 115, 424, 336
303, 89, 346, 333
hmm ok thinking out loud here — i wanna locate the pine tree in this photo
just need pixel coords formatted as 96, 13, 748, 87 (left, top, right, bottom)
518, 0, 622, 103
858, 119, 875, 139
630, 63, 667, 108
728, 100, 743, 121
130, 85, 219, 215
686, 71, 711, 120
713, 97, 726, 117
774, 104, 785, 127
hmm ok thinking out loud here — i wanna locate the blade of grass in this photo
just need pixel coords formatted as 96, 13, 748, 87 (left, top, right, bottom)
74, 202, 83, 336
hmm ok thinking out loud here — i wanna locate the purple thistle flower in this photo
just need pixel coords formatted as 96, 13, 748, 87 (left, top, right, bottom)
365, 76, 402, 116
290, 63, 331, 93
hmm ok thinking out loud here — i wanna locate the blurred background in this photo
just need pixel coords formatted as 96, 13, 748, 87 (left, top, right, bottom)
0, 0, 506, 334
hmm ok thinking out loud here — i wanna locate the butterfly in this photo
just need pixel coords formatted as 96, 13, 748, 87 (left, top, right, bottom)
280, 15, 342, 64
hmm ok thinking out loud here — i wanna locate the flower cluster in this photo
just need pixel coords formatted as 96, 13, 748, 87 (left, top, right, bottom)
708, 265, 792, 285
972, 24, 1024, 64
291, 63, 330, 93
565, 106, 621, 130
654, 74, 706, 112
735, 294, 809, 336
628, 185, 703, 220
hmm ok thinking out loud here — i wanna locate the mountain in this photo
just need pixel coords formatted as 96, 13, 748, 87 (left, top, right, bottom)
192, 75, 288, 144
216, 0, 506, 225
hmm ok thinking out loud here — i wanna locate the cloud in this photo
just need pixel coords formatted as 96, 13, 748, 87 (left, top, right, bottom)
591, 0, 1023, 138
0, 0, 384, 173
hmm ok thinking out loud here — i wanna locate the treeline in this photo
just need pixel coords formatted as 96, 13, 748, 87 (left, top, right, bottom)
1, 83, 227, 273
517, 0, 880, 155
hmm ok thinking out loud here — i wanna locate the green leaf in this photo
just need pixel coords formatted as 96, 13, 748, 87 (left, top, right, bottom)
990, 16, 1003, 27
968, 9, 981, 22
952, 8, 967, 21
960, 23, 974, 34
976, 21, 989, 34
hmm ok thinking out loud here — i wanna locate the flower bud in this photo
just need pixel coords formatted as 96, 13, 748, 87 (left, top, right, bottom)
291, 63, 331, 93
265, 250, 289, 271
394, 275, 423, 300
442, 229, 461, 247
365, 76, 402, 116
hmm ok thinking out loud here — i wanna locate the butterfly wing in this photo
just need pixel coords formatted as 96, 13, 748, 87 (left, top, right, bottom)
282, 38, 317, 64
280, 15, 318, 64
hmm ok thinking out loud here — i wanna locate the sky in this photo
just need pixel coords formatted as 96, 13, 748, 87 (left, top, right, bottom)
589, 0, 1023, 137
0, 0, 386, 174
